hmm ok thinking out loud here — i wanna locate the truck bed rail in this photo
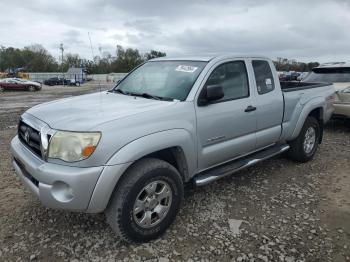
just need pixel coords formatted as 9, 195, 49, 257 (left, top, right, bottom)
281, 81, 331, 92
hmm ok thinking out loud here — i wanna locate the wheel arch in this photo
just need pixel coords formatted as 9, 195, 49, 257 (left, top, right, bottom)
308, 107, 324, 143
106, 129, 196, 178
140, 146, 190, 182
87, 129, 195, 213
290, 98, 325, 141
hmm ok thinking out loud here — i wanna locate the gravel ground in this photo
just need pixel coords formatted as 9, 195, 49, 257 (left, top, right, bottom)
0, 84, 349, 261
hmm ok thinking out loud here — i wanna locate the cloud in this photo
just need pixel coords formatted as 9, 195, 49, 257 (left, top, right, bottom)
1, 0, 349, 62
62, 30, 84, 46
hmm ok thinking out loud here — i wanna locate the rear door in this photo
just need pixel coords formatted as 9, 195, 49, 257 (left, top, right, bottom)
13, 79, 27, 90
195, 60, 257, 171
250, 59, 284, 149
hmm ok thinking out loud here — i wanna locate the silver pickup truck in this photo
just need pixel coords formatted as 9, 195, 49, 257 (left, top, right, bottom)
11, 55, 335, 243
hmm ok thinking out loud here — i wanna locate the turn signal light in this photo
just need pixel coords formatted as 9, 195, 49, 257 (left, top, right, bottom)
82, 146, 96, 158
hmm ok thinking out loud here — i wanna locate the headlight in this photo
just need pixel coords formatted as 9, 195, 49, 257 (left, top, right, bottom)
48, 131, 101, 162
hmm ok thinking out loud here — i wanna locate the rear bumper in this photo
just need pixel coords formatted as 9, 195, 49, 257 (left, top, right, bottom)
333, 102, 350, 118
11, 135, 104, 211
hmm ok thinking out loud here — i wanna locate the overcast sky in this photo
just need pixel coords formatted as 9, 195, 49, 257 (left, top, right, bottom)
1, 0, 349, 63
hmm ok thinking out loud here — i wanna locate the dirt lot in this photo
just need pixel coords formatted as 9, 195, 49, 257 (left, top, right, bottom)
0, 83, 349, 261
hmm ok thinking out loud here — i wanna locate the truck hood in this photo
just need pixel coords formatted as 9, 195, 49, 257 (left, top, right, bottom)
26, 91, 176, 131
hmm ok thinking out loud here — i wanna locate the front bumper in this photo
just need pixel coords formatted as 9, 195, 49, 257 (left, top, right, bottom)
333, 102, 350, 118
11, 135, 104, 211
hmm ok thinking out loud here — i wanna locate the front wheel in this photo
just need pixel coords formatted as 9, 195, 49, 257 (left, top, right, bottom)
288, 116, 321, 162
106, 158, 184, 243
28, 86, 36, 92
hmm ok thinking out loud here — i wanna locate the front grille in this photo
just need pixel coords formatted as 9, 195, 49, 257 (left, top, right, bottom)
18, 120, 42, 158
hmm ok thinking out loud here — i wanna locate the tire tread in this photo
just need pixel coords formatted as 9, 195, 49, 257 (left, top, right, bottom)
106, 158, 183, 243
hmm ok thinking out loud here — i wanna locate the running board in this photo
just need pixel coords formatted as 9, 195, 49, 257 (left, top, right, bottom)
194, 144, 290, 186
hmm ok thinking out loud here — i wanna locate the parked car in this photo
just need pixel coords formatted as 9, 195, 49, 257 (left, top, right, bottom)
11, 55, 335, 243
303, 62, 350, 119
68, 79, 81, 86
279, 72, 301, 81
44, 77, 70, 86
297, 72, 310, 81
278, 72, 288, 81
0, 78, 42, 92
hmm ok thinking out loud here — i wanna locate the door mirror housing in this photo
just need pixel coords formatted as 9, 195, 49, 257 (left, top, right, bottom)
198, 84, 224, 106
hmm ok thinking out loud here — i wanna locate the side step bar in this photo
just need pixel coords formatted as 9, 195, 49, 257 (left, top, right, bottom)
194, 144, 290, 186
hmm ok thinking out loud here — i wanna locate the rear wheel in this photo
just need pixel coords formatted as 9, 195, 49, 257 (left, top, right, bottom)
288, 116, 320, 162
0, 86, 4, 92
28, 86, 36, 92
106, 158, 184, 243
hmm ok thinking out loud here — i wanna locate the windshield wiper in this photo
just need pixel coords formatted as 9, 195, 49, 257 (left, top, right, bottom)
111, 89, 173, 101
113, 88, 127, 95
128, 92, 173, 101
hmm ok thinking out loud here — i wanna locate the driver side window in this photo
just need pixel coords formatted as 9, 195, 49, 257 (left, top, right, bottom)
205, 61, 249, 102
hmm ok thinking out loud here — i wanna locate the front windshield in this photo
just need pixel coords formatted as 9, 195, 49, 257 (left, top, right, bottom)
303, 67, 350, 83
113, 60, 207, 101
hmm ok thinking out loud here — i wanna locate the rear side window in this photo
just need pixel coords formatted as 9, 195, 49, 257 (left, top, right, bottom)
252, 60, 275, 95
205, 61, 249, 102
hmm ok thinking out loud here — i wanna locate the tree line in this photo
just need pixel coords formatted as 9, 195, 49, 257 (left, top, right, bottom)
0, 44, 166, 74
274, 57, 320, 72
0, 44, 320, 74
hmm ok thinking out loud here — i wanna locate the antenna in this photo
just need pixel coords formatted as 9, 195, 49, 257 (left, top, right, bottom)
88, 32, 102, 92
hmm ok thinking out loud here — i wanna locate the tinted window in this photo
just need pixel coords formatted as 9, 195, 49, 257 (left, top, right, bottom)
205, 61, 249, 102
303, 67, 350, 83
252, 60, 275, 94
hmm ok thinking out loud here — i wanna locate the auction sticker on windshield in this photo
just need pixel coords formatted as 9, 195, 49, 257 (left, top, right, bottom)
175, 65, 198, 73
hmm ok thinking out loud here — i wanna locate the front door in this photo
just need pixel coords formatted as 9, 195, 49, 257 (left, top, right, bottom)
195, 60, 257, 171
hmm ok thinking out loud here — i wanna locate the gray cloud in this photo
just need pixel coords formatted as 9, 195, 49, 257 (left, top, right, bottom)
1, 0, 350, 62
62, 30, 84, 45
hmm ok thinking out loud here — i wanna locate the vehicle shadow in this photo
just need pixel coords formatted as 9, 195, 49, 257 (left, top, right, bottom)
325, 118, 350, 133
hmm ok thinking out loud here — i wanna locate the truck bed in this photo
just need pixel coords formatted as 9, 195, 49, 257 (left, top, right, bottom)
281, 81, 334, 142
280, 81, 331, 92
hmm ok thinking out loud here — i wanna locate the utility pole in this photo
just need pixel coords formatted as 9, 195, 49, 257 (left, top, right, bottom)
59, 43, 64, 86
88, 32, 95, 60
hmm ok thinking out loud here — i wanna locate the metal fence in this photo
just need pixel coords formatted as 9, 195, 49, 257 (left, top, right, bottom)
88, 73, 128, 82
28, 72, 127, 83
28, 72, 84, 83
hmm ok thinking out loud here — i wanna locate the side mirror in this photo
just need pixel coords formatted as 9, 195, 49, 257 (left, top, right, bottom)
198, 84, 224, 106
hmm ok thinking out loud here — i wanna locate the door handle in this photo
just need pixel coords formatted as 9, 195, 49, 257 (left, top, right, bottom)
244, 105, 257, 112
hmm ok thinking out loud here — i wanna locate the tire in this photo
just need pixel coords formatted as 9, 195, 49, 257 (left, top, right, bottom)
288, 116, 320, 163
0, 86, 4, 92
28, 86, 36, 92
75, 81, 81, 87
106, 158, 184, 243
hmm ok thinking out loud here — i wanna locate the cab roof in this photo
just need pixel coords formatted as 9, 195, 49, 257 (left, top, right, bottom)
150, 54, 270, 62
